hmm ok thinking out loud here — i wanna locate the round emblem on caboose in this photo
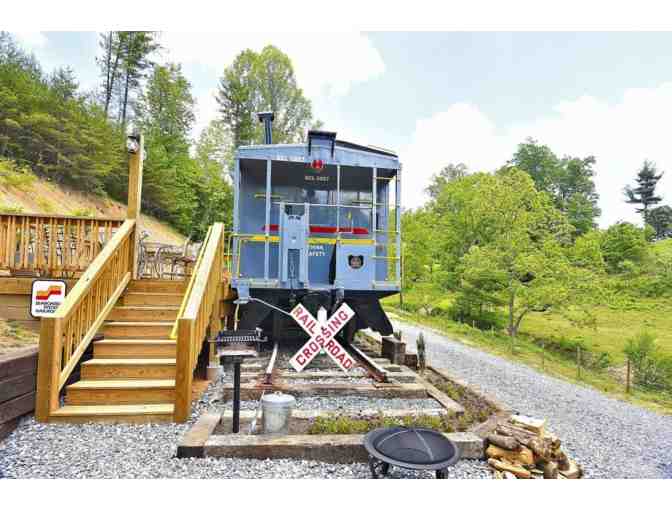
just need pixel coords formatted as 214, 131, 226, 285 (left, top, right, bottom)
348, 255, 364, 269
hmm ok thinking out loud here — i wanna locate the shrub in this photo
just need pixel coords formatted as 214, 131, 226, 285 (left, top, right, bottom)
0, 158, 36, 190
601, 222, 649, 273
623, 331, 672, 391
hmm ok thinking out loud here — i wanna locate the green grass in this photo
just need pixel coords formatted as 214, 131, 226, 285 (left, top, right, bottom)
384, 285, 672, 414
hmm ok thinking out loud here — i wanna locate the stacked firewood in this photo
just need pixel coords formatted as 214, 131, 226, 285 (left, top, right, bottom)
486, 415, 582, 479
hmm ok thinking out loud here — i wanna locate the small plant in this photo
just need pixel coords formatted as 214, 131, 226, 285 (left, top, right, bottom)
0, 205, 24, 214
417, 332, 426, 374
36, 197, 56, 213
70, 207, 95, 218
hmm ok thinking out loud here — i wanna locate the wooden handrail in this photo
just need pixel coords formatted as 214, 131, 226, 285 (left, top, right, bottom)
173, 222, 225, 422
35, 219, 137, 422
0, 213, 123, 277
169, 226, 214, 340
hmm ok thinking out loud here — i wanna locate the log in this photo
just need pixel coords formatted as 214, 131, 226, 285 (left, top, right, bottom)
496, 424, 536, 446
543, 461, 559, 479
511, 414, 546, 436
528, 437, 552, 462
488, 433, 521, 451
486, 444, 535, 466
559, 460, 581, 479
555, 450, 570, 471
488, 458, 532, 479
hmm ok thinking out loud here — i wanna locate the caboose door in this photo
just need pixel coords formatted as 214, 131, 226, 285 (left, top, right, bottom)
278, 203, 309, 288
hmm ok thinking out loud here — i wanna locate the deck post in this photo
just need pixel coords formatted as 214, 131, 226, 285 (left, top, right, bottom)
174, 317, 195, 422
127, 133, 144, 279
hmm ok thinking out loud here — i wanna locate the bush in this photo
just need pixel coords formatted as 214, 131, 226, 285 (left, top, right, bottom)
601, 222, 649, 273
447, 305, 506, 330
0, 158, 36, 190
623, 331, 672, 391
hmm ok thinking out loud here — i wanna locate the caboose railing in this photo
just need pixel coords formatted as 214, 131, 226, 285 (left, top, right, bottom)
173, 222, 225, 422
35, 219, 136, 421
0, 213, 123, 277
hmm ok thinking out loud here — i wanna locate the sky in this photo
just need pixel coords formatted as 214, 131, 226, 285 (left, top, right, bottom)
10, 30, 672, 228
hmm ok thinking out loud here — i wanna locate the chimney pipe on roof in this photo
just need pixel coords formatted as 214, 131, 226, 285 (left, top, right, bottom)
257, 111, 274, 145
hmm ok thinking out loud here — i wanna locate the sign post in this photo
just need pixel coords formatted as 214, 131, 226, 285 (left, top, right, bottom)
288, 303, 357, 372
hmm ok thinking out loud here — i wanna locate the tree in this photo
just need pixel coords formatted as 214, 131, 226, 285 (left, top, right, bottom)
191, 119, 235, 239
426, 163, 468, 200
134, 63, 199, 233
216, 45, 315, 150
96, 31, 160, 126
0, 32, 124, 194
400, 208, 438, 286
435, 169, 599, 337
624, 160, 664, 224
97, 32, 124, 117
648, 205, 672, 240
508, 139, 601, 235
117, 32, 160, 128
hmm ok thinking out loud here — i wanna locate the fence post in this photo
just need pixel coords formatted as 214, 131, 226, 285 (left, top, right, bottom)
576, 345, 582, 380
126, 133, 144, 279
626, 359, 631, 394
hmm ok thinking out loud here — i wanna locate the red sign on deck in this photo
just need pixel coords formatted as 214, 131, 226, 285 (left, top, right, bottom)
289, 303, 356, 372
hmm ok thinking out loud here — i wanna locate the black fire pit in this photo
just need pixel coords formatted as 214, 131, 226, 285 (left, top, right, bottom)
363, 427, 460, 478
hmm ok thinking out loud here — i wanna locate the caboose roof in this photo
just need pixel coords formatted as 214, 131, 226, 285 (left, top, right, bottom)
236, 138, 400, 171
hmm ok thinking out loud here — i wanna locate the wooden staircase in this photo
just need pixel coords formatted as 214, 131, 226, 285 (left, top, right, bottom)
49, 280, 186, 423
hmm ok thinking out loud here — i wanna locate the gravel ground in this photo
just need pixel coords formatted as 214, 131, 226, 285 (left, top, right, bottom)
0, 372, 489, 479
390, 318, 672, 479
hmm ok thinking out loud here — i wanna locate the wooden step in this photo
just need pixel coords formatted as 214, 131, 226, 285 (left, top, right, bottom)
65, 379, 175, 405
49, 403, 174, 424
122, 292, 183, 306
127, 279, 187, 294
102, 321, 174, 338
81, 358, 176, 379
94, 339, 176, 358
108, 305, 179, 322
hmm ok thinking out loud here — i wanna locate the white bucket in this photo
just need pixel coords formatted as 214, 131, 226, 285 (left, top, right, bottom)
261, 392, 296, 435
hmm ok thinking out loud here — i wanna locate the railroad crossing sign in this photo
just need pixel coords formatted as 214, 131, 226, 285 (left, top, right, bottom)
289, 303, 356, 372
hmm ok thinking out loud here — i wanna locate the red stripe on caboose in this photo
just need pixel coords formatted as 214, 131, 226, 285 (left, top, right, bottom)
263, 224, 369, 235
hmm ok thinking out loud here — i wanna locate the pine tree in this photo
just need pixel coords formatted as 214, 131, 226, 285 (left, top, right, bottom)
624, 160, 664, 224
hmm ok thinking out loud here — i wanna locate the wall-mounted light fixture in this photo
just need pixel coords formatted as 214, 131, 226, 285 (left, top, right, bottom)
126, 133, 140, 155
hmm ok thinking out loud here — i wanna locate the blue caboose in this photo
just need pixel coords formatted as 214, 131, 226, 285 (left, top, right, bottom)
230, 113, 401, 342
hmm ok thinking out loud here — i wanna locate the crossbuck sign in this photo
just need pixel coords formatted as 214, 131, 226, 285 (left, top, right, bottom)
289, 303, 357, 372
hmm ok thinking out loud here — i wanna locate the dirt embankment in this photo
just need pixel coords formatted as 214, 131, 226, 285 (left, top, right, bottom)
0, 177, 185, 244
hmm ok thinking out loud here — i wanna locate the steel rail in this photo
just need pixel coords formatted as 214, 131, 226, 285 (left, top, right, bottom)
347, 342, 389, 383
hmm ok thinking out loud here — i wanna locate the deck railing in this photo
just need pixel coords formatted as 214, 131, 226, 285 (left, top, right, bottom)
35, 219, 136, 421
173, 222, 225, 422
0, 213, 123, 277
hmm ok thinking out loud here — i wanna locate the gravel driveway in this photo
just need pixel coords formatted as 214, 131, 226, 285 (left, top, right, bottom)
391, 318, 672, 479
